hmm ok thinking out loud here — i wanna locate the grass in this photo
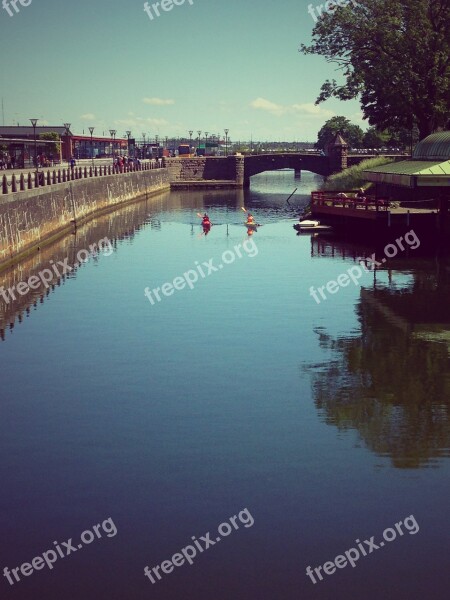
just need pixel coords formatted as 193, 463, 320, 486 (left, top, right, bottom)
320, 157, 393, 192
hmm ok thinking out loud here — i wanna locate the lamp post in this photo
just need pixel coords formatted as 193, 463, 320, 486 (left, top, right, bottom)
224, 129, 229, 156
142, 132, 146, 159
197, 130, 201, 155
109, 129, 116, 163
189, 130, 193, 153
63, 122, 71, 167
89, 127, 95, 168
204, 132, 209, 156
126, 131, 131, 158
30, 118, 38, 175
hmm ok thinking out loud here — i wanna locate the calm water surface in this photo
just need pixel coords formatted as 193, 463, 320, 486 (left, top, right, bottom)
0, 171, 449, 600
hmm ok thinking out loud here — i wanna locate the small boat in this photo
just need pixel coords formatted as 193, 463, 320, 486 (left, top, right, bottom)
245, 221, 259, 228
296, 219, 320, 228
293, 219, 332, 232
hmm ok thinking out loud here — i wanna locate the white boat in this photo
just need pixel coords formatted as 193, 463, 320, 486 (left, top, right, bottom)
293, 219, 332, 232
297, 219, 320, 228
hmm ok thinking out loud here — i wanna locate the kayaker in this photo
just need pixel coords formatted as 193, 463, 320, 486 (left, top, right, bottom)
202, 213, 211, 226
246, 213, 255, 224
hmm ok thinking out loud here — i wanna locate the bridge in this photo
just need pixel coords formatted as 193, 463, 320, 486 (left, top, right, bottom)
164, 151, 409, 188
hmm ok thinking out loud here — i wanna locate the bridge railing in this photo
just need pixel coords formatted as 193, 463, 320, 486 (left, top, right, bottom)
311, 191, 390, 211
1, 161, 163, 195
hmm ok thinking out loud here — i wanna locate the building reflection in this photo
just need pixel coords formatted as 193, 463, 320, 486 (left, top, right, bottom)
305, 237, 450, 468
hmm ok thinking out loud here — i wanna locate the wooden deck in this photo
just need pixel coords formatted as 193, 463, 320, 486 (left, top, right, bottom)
310, 191, 438, 222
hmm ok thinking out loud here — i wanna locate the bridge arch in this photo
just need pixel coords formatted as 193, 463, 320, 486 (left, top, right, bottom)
243, 154, 330, 185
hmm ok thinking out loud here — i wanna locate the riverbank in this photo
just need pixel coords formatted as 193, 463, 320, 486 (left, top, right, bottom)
0, 168, 170, 271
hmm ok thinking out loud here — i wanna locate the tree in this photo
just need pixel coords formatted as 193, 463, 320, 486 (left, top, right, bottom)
38, 132, 61, 157
300, 0, 450, 139
362, 127, 389, 148
316, 116, 364, 150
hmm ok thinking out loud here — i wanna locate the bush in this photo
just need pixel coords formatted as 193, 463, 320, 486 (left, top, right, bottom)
320, 157, 393, 191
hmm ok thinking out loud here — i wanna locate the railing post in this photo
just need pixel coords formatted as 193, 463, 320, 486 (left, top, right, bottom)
28, 173, 33, 189
20, 173, 25, 191
34, 172, 39, 188
46, 170, 51, 185
84, 167, 88, 178
63, 169, 67, 182
52, 170, 57, 184
57, 169, 61, 183
2, 174, 8, 194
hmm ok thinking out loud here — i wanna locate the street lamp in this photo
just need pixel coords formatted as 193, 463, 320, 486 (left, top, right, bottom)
197, 130, 201, 154
142, 132, 146, 159
189, 130, 193, 152
88, 127, 95, 168
63, 122, 71, 165
224, 129, 229, 156
204, 132, 209, 156
30, 118, 38, 175
109, 129, 116, 162
126, 131, 131, 158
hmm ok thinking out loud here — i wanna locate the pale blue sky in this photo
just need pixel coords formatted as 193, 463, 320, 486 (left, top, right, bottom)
0, 0, 365, 141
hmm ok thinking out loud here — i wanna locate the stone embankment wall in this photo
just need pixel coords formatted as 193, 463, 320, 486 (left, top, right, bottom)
163, 156, 244, 185
0, 169, 170, 269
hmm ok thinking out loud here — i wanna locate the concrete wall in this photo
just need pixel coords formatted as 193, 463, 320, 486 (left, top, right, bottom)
0, 168, 170, 269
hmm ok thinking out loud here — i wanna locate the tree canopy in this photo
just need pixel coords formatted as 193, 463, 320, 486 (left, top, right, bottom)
39, 132, 61, 156
300, 0, 450, 139
317, 116, 364, 149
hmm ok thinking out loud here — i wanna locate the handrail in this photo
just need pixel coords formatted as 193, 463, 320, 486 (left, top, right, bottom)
311, 191, 390, 211
1, 161, 164, 194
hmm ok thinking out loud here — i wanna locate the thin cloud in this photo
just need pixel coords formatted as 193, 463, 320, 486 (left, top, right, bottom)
250, 97, 286, 116
292, 103, 334, 117
142, 97, 175, 106
250, 98, 334, 119
80, 113, 96, 121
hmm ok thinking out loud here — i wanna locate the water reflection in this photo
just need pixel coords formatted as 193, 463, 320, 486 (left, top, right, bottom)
305, 237, 450, 468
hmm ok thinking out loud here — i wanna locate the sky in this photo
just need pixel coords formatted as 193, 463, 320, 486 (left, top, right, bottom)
0, 0, 366, 142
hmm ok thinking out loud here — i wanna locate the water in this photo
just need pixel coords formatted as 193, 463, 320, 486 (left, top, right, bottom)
0, 170, 449, 600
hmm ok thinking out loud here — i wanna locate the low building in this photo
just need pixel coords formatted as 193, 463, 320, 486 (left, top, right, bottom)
0, 126, 128, 166
362, 131, 450, 202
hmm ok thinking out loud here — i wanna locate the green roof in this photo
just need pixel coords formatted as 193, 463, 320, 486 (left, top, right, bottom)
363, 159, 450, 187
413, 131, 450, 160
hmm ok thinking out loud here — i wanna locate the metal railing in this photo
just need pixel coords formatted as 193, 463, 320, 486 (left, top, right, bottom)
311, 191, 390, 211
2, 161, 163, 195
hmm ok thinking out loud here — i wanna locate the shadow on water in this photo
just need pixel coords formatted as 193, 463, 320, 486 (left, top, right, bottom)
303, 235, 450, 469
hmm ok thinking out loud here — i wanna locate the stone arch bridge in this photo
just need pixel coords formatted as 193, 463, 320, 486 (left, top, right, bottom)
164, 152, 407, 188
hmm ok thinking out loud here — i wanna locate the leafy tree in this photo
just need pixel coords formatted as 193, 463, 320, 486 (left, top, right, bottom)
316, 116, 364, 150
362, 127, 390, 148
300, 0, 450, 139
38, 132, 61, 157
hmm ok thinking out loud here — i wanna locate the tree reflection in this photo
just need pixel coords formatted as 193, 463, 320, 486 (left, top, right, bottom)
307, 285, 450, 469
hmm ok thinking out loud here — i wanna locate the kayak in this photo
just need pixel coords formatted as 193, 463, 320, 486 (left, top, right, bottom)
245, 222, 259, 228
202, 221, 211, 228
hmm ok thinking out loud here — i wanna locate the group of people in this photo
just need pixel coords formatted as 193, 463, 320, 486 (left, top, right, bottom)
113, 156, 141, 168
0, 153, 16, 170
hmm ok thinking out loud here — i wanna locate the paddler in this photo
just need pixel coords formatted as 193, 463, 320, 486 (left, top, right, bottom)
202, 213, 211, 227
246, 213, 255, 225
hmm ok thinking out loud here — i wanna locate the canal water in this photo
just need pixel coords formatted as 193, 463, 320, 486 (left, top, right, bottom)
0, 170, 449, 600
